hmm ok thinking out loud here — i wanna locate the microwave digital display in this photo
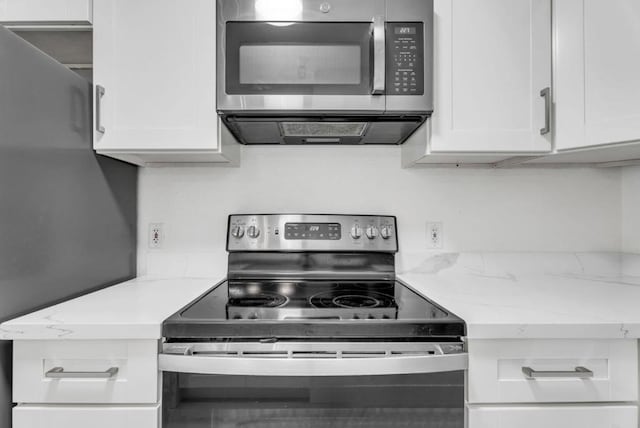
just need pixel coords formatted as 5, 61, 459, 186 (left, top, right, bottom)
395, 27, 417, 35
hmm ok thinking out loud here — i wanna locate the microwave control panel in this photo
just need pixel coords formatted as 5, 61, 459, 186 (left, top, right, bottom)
387, 22, 424, 96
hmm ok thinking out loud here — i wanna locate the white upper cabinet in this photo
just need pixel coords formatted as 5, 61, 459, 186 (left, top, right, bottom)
0, 0, 92, 24
430, 0, 552, 153
403, 0, 553, 166
93, 0, 239, 166
554, 0, 640, 151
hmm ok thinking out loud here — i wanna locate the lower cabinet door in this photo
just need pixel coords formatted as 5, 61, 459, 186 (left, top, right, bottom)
468, 404, 638, 428
13, 404, 159, 428
13, 340, 159, 404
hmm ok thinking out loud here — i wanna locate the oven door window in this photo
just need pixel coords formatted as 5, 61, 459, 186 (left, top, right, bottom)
226, 22, 373, 95
162, 372, 464, 427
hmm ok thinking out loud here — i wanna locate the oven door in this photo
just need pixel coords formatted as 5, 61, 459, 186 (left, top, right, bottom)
160, 341, 466, 428
217, 0, 387, 113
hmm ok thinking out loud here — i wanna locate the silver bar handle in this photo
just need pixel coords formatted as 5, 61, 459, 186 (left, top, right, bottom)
522, 366, 593, 379
45, 366, 119, 379
95, 84, 105, 134
372, 16, 386, 95
540, 87, 551, 135
160, 353, 468, 377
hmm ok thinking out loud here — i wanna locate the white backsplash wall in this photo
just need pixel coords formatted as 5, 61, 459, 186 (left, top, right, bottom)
622, 166, 640, 254
138, 146, 622, 275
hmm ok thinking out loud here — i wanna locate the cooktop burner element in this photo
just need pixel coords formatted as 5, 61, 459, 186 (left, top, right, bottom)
314, 292, 390, 309
332, 295, 381, 308
162, 215, 466, 341
227, 292, 289, 308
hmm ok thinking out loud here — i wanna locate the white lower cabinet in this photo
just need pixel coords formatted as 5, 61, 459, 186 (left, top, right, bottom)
12, 339, 161, 428
467, 339, 638, 404
13, 340, 158, 404
466, 339, 639, 428
13, 404, 159, 428
468, 405, 638, 428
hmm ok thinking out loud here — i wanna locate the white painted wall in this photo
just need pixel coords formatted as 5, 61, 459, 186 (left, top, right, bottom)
138, 146, 622, 275
622, 166, 640, 254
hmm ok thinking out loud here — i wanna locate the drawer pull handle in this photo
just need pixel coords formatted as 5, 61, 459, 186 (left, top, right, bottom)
45, 367, 119, 379
522, 366, 593, 379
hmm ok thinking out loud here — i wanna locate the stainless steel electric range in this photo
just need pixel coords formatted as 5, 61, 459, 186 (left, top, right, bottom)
160, 214, 467, 428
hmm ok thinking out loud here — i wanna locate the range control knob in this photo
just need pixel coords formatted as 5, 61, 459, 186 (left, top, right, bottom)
380, 226, 392, 240
350, 225, 363, 239
247, 225, 261, 239
365, 226, 379, 240
231, 225, 245, 239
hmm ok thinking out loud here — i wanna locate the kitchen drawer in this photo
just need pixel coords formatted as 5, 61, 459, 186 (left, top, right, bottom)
467, 404, 638, 428
13, 340, 158, 404
468, 339, 637, 403
13, 404, 159, 428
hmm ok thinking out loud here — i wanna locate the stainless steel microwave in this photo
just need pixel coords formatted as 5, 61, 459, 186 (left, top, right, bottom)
216, 0, 433, 145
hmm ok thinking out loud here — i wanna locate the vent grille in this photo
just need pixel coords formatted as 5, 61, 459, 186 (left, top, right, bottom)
280, 122, 368, 137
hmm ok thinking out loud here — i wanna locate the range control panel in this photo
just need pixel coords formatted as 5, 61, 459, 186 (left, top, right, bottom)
386, 22, 425, 95
227, 214, 398, 252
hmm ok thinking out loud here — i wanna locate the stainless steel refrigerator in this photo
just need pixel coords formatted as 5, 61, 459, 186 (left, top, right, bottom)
0, 26, 137, 427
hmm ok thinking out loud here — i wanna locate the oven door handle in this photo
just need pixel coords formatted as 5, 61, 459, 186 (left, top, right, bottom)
159, 352, 468, 376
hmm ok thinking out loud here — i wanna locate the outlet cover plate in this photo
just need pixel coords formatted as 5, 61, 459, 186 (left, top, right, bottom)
426, 221, 443, 249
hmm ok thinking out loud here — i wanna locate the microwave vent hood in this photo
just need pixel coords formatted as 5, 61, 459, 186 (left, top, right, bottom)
223, 116, 427, 145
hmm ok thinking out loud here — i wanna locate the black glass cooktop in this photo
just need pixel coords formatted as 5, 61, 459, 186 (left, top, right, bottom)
163, 280, 465, 340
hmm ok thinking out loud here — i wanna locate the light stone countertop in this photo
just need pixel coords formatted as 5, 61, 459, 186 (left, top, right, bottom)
0, 277, 219, 340
2, 252, 640, 341
398, 252, 640, 339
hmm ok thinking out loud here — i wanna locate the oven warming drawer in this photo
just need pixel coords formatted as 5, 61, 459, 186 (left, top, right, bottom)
160, 342, 467, 376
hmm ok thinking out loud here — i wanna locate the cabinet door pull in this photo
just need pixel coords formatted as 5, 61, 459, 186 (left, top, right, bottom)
45, 366, 119, 379
522, 366, 593, 379
540, 87, 552, 135
96, 84, 106, 134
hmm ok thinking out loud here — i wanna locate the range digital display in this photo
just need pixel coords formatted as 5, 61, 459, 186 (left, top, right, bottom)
285, 223, 341, 240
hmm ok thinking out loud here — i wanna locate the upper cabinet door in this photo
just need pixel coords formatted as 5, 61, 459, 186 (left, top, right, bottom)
430, 0, 552, 153
555, 0, 640, 151
93, 0, 218, 152
0, 0, 92, 24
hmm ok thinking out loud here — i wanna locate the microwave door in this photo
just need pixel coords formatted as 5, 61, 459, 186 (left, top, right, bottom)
217, 8, 386, 113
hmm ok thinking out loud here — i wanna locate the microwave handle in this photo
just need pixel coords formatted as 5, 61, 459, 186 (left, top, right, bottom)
159, 352, 467, 377
372, 16, 386, 95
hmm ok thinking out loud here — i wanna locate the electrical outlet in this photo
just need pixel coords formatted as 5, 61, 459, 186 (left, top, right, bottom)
426, 222, 443, 249
149, 223, 163, 249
